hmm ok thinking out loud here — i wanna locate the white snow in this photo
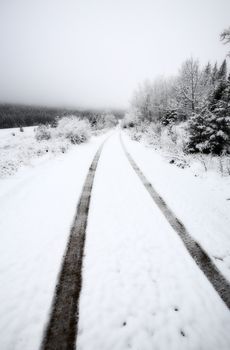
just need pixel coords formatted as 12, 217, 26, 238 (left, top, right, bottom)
1, 128, 230, 350
0, 118, 93, 179
121, 132, 230, 282
0, 126, 71, 178
77, 132, 230, 350
0, 132, 108, 350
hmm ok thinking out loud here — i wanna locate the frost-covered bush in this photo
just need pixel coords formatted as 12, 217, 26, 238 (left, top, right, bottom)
91, 115, 107, 130
35, 125, 51, 141
125, 120, 161, 147
89, 113, 117, 131
140, 122, 161, 146
121, 112, 139, 128
50, 116, 59, 128
103, 114, 117, 128
56, 116, 91, 144
35, 116, 91, 144
161, 109, 178, 126
94, 115, 106, 130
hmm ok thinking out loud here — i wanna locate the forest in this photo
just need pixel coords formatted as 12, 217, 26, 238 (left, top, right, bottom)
0, 104, 124, 129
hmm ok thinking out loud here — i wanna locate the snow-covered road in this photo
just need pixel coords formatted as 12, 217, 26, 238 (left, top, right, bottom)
77, 132, 230, 350
0, 130, 230, 350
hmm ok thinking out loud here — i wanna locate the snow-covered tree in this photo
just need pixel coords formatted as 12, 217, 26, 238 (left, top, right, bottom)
103, 114, 117, 128
202, 62, 212, 84
186, 77, 230, 154
130, 78, 175, 123
131, 81, 155, 122
211, 62, 219, 86
199, 62, 213, 103
121, 110, 140, 128
175, 58, 204, 113
127, 55, 229, 156
161, 109, 178, 127
217, 59, 227, 81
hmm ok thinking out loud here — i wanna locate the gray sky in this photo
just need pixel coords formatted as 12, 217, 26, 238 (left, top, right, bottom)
0, 0, 229, 109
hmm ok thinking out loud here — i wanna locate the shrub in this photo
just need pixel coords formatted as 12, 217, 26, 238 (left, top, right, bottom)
56, 116, 91, 144
50, 117, 59, 128
35, 125, 51, 141
121, 113, 139, 128
161, 109, 178, 126
103, 114, 117, 128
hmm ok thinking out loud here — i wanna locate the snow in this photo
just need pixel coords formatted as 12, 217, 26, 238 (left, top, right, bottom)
0, 126, 71, 178
77, 132, 230, 350
121, 132, 230, 282
1, 127, 230, 350
0, 132, 108, 350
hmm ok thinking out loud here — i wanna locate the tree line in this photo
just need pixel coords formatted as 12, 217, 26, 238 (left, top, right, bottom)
126, 28, 230, 155
0, 104, 124, 129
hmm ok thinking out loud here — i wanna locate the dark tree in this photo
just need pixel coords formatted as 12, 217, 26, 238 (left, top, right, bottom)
217, 59, 227, 81
211, 62, 218, 85
186, 77, 230, 155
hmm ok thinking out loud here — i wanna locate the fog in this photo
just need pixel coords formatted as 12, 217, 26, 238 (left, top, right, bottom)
0, 0, 229, 109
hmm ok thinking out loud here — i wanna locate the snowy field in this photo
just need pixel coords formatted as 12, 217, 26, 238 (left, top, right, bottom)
0, 131, 109, 350
0, 118, 95, 179
0, 126, 72, 178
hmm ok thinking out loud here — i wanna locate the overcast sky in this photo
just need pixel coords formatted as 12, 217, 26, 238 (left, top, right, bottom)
0, 0, 229, 109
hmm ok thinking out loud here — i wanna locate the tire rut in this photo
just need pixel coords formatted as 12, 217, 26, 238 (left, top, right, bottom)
41, 141, 105, 350
120, 134, 230, 309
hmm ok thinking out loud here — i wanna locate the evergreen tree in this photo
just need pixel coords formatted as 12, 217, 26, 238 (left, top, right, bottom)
201, 62, 211, 86
211, 62, 218, 85
208, 60, 228, 107
217, 59, 227, 81
186, 78, 230, 155
161, 109, 178, 126
209, 80, 227, 105
185, 111, 209, 153
204, 62, 212, 76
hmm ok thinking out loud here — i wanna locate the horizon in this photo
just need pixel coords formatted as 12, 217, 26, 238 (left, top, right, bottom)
0, 102, 127, 113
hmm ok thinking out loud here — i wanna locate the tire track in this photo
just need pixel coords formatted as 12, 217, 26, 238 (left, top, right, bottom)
120, 134, 230, 309
41, 141, 105, 350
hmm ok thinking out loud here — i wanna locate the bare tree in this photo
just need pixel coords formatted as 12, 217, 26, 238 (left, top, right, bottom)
175, 58, 203, 113
220, 27, 230, 43
130, 78, 175, 122
131, 81, 155, 122
220, 27, 230, 56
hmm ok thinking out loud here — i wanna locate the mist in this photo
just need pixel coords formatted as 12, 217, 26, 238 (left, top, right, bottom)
0, 0, 229, 109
